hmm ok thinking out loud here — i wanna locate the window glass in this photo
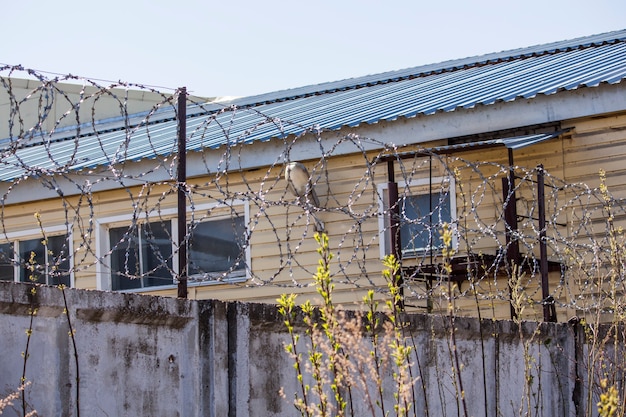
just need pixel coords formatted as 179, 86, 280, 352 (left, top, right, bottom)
142, 221, 174, 287
110, 222, 173, 290
188, 216, 246, 278
0, 243, 14, 281
20, 238, 45, 283
110, 225, 141, 290
18, 235, 70, 286
45, 235, 71, 286
400, 192, 451, 254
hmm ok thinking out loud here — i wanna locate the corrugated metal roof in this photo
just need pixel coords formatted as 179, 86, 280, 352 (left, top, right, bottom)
1, 29, 626, 182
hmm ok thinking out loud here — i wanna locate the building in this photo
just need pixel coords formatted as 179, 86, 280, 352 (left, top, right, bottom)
1, 30, 625, 320
0, 76, 212, 139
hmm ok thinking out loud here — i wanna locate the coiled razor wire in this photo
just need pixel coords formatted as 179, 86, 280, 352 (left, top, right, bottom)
1, 66, 624, 320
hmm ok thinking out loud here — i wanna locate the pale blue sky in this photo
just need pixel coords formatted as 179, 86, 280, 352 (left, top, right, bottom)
2, 0, 625, 98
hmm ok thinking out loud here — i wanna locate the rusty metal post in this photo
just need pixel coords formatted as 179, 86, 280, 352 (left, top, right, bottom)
387, 160, 400, 260
503, 149, 521, 320
387, 159, 404, 309
502, 180, 521, 320
177, 87, 188, 299
537, 164, 555, 321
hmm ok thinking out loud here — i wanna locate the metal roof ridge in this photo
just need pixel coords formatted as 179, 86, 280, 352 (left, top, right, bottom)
223, 29, 626, 108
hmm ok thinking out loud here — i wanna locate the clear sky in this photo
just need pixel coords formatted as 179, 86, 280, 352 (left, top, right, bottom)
2, 0, 625, 99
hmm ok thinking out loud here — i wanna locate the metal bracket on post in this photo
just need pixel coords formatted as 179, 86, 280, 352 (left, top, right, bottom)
177, 87, 188, 299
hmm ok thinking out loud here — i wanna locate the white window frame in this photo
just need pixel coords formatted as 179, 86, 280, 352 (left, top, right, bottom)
378, 176, 457, 259
96, 201, 251, 292
0, 225, 74, 286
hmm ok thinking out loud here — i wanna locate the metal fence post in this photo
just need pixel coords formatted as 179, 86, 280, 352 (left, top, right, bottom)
537, 164, 555, 322
177, 87, 188, 299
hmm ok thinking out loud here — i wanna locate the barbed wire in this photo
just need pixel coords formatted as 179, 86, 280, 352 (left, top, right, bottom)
0, 66, 623, 321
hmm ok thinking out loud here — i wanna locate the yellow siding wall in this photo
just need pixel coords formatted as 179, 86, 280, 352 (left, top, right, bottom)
2, 112, 625, 321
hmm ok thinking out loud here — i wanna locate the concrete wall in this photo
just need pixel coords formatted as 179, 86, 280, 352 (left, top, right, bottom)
0, 281, 591, 416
